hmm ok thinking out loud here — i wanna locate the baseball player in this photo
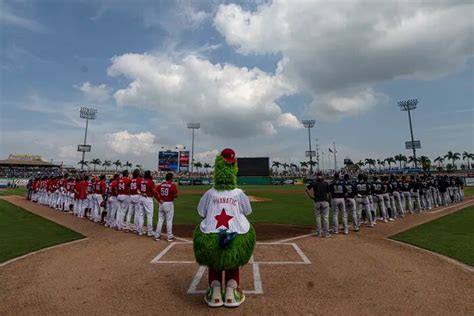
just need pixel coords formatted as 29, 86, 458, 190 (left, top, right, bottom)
382, 176, 394, 221
355, 174, 374, 228
74, 175, 89, 218
92, 175, 106, 223
343, 174, 359, 232
85, 177, 95, 219
127, 169, 142, 232
306, 172, 331, 237
400, 176, 413, 213
329, 173, 348, 234
389, 174, 404, 216
411, 175, 422, 212
155, 173, 178, 241
139, 170, 156, 237
372, 177, 388, 223
365, 175, 376, 223
105, 174, 119, 228
116, 170, 131, 231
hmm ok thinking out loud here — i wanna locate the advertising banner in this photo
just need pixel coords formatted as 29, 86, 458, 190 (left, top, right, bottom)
179, 151, 190, 172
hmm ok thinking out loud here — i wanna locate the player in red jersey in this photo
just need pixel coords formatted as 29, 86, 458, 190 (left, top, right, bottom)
127, 169, 143, 233
92, 175, 107, 223
74, 175, 89, 218
66, 177, 76, 212
84, 177, 95, 219
105, 174, 120, 228
155, 173, 178, 241
116, 170, 131, 231
139, 170, 156, 236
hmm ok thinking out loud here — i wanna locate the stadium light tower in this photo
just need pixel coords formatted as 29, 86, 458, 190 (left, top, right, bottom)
79, 107, 97, 170
302, 120, 316, 174
397, 99, 418, 168
187, 122, 200, 173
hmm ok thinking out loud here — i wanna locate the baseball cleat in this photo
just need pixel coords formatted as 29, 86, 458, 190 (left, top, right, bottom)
224, 279, 245, 308
167, 237, 175, 242
204, 281, 224, 308
388, 218, 394, 222
344, 228, 349, 235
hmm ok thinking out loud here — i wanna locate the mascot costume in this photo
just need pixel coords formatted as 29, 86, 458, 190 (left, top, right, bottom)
193, 148, 256, 308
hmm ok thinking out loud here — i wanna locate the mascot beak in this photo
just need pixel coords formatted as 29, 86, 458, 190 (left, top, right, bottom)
221, 148, 236, 165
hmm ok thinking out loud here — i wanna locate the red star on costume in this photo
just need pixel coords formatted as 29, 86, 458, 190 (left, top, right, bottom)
215, 208, 233, 229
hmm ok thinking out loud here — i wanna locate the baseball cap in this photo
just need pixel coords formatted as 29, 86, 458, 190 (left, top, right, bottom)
221, 148, 236, 164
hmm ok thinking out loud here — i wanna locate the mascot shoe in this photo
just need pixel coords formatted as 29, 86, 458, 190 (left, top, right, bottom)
204, 280, 224, 307
224, 279, 245, 308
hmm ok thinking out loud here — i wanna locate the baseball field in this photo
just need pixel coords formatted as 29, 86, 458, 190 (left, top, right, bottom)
1, 186, 473, 314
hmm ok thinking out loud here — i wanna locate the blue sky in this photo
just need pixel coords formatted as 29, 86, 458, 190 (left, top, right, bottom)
1, 0, 473, 169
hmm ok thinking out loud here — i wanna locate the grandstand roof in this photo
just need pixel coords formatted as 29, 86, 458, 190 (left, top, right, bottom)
0, 159, 56, 167
0, 154, 59, 167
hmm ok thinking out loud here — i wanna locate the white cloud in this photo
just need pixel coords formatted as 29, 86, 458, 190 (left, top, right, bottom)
107, 53, 300, 137
214, 1, 474, 119
194, 149, 219, 164
76, 81, 111, 102
57, 145, 77, 159
106, 130, 157, 155
0, 4, 48, 33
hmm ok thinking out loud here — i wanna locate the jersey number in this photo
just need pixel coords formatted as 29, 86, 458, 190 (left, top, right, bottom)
160, 188, 169, 197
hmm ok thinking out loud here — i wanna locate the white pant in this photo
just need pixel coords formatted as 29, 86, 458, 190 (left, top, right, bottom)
127, 195, 141, 230
75, 199, 87, 218
92, 194, 103, 222
106, 196, 118, 227
142, 196, 154, 234
156, 202, 174, 239
356, 196, 373, 226
116, 195, 130, 230
375, 195, 387, 220
392, 191, 404, 216
402, 191, 413, 212
412, 192, 422, 212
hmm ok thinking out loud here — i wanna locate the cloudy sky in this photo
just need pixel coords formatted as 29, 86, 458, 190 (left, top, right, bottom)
1, 0, 473, 169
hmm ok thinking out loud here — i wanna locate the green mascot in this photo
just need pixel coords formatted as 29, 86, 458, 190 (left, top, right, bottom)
193, 148, 256, 308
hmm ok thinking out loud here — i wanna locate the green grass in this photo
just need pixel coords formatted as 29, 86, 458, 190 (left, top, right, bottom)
0, 187, 27, 196
391, 205, 474, 266
0, 200, 84, 263
166, 185, 314, 226
464, 186, 474, 197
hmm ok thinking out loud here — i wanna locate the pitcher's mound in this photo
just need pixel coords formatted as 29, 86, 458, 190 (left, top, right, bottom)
248, 195, 272, 202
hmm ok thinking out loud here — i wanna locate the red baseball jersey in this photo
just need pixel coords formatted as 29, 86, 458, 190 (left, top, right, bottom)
117, 177, 131, 195
140, 178, 156, 197
110, 180, 118, 196
156, 180, 178, 202
94, 180, 106, 195
75, 180, 88, 199
129, 177, 142, 195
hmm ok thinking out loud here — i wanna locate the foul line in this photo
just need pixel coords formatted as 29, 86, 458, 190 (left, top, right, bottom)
428, 201, 471, 214
388, 239, 473, 274
0, 238, 88, 268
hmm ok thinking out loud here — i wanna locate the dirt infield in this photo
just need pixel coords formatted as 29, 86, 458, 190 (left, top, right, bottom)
1, 196, 473, 315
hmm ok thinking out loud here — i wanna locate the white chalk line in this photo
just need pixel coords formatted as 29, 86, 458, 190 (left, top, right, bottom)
428, 201, 471, 214
388, 239, 473, 274
0, 238, 88, 268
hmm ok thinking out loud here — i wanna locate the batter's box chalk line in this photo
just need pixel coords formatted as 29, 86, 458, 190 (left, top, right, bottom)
150, 241, 311, 295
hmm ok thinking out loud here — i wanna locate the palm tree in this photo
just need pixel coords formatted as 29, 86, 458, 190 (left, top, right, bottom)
113, 160, 122, 172
434, 156, 444, 169
272, 161, 281, 174
203, 163, 211, 174
136, 164, 142, 170
365, 158, 376, 170
90, 158, 102, 171
78, 160, 88, 169
444, 151, 461, 169
462, 151, 472, 170
418, 156, 431, 171
356, 160, 364, 168
194, 161, 203, 174
102, 160, 111, 171
407, 155, 418, 167
289, 163, 298, 176
307, 160, 317, 173
384, 157, 395, 169
123, 161, 132, 170
394, 154, 407, 169
300, 161, 308, 169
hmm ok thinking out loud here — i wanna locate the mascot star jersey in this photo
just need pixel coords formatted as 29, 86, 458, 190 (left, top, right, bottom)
197, 188, 252, 234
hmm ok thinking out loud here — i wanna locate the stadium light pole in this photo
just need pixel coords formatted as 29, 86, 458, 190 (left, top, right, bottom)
79, 107, 97, 170
302, 120, 316, 174
397, 99, 418, 168
187, 123, 200, 173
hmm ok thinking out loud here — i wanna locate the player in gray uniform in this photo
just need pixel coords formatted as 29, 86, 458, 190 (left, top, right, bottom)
389, 174, 404, 216
356, 174, 374, 228
456, 177, 464, 201
373, 177, 389, 222
382, 176, 395, 221
343, 174, 359, 232
329, 173, 348, 235
411, 175, 422, 212
430, 176, 440, 208
400, 176, 413, 213
306, 172, 331, 237
420, 175, 432, 210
